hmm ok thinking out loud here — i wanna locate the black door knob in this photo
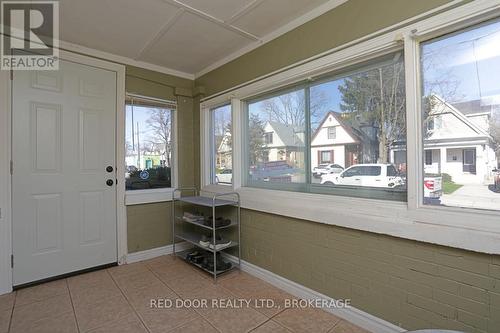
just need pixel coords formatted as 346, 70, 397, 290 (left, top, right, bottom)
106, 179, 114, 186
106, 166, 114, 172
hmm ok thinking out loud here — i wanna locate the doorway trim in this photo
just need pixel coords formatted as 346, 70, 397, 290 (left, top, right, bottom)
0, 50, 127, 294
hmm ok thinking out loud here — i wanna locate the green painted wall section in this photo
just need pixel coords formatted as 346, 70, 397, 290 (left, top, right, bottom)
124, 66, 196, 253
238, 209, 500, 333
195, 0, 465, 96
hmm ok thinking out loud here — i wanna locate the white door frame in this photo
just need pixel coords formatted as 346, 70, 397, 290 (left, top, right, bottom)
0, 50, 127, 294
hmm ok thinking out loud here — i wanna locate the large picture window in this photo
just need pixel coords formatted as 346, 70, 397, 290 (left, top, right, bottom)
125, 96, 175, 191
245, 53, 407, 200
420, 20, 500, 211
211, 104, 232, 185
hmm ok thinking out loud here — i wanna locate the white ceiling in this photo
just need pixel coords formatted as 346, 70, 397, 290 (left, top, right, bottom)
59, 0, 347, 79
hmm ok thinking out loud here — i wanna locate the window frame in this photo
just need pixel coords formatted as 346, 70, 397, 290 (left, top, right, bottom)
124, 94, 178, 205
199, 1, 500, 254
327, 126, 337, 140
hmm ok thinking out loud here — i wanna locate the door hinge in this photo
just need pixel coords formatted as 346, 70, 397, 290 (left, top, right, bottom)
11, 255, 13, 268
9, 161, 13, 175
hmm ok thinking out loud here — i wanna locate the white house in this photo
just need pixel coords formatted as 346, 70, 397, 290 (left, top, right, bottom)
410, 95, 497, 184
262, 121, 305, 168
216, 131, 232, 169
310, 112, 379, 170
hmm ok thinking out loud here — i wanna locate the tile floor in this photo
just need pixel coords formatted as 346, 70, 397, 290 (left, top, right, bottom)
0, 255, 370, 333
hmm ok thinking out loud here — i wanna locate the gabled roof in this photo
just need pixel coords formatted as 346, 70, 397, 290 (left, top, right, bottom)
266, 121, 304, 147
310, 111, 361, 144
430, 95, 491, 139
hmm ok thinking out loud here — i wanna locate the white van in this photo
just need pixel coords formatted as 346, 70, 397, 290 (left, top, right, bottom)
320, 164, 403, 188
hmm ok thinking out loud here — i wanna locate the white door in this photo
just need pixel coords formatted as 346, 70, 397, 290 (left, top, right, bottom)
12, 56, 118, 286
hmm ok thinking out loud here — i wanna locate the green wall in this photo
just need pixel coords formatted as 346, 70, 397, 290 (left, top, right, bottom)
191, 0, 499, 332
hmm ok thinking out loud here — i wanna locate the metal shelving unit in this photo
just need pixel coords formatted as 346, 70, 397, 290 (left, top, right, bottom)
172, 187, 241, 282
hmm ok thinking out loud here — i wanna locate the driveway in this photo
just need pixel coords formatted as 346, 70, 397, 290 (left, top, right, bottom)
441, 184, 500, 210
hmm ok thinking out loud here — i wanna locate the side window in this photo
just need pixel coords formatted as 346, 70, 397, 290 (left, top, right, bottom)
387, 165, 397, 177
211, 104, 232, 185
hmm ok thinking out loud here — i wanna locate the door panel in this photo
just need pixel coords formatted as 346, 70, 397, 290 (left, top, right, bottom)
12, 58, 117, 285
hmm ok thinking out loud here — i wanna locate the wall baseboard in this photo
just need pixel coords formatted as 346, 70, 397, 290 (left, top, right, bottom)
223, 253, 405, 333
125, 242, 190, 264
125, 245, 404, 333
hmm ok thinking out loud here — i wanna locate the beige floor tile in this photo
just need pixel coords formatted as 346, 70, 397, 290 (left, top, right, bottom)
168, 317, 219, 333
137, 306, 199, 333
86, 314, 148, 333
178, 284, 238, 316
142, 255, 177, 270
0, 292, 15, 312
113, 270, 164, 293
329, 320, 370, 333
70, 279, 122, 307
10, 310, 77, 333
15, 279, 69, 306
108, 262, 149, 278
74, 294, 133, 332
67, 270, 114, 291
274, 307, 341, 333
203, 307, 268, 333
125, 283, 177, 312
0, 309, 12, 333
10, 294, 73, 330
149, 260, 198, 282
163, 272, 213, 295
251, 320, 292, 333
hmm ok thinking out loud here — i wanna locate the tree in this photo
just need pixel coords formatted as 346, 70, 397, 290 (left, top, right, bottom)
248, 113, 265, 165
145, 108, 172, 167
338, 60, 406, 163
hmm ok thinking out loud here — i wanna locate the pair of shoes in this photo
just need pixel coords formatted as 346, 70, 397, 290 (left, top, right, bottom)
183, 211, 205, 223
208, 235, 232, 250
201, 253, 232, 271
204, 216, 232, 228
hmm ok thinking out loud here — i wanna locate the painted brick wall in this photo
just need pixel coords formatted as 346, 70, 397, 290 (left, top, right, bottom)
238, 209, 500, 333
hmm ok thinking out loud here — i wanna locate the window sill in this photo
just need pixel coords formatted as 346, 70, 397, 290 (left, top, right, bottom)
125, 188, 174, 205
202, 186, 500, 255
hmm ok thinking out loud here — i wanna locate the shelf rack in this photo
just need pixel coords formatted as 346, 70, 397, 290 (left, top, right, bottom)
172, 187, 241, 282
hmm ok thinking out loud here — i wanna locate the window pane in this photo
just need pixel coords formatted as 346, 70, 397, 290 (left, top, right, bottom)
247, 89, 306, 186
212, 105, 232, 185
310, 53, 407, 201
421, 20, 500, 211
125, 103, 173, 190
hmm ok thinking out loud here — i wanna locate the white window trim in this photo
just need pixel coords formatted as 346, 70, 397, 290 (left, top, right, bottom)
200, 0, 500, 255
124, 95, 178, 205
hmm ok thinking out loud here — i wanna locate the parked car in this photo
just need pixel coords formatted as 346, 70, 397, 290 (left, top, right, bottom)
423, 175, 443, 204
215, 169, 232, 184
312, 163, 344, 178
250, 161, 300, 182
320, 164, 403, 188
493, 168, 500, 190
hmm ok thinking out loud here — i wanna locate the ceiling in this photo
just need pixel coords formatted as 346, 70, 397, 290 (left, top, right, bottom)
59, 0, 347, 79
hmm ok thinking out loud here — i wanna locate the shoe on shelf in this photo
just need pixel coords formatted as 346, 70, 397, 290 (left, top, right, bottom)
208, 235, 232, 250
203, 254, 232, 271
204, 216, 232, 228
199, 235, 210, 247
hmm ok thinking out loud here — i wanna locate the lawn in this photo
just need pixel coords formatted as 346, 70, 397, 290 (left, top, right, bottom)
443, 181, 463, 194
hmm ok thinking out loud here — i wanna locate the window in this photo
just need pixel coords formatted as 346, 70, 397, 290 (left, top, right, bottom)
211, 104, 232, 185
327, 126, 336, 139
320, 150, 333, 163
125, 96, 175, 191
425, 150, 433, 165
244, 53, 407, 200
247, 88, 306, 186
421, 19, 500, 211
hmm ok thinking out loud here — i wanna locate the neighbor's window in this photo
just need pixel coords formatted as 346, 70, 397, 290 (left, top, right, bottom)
421, 19, 500, 211
245, 53, 407, 200
125, 96, 175, 190
211, 104, 232, 185
247, 88, 306, 187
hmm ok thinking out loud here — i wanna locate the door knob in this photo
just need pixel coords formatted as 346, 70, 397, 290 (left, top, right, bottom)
106, 179, 114, 186
106, 166, 114, 172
